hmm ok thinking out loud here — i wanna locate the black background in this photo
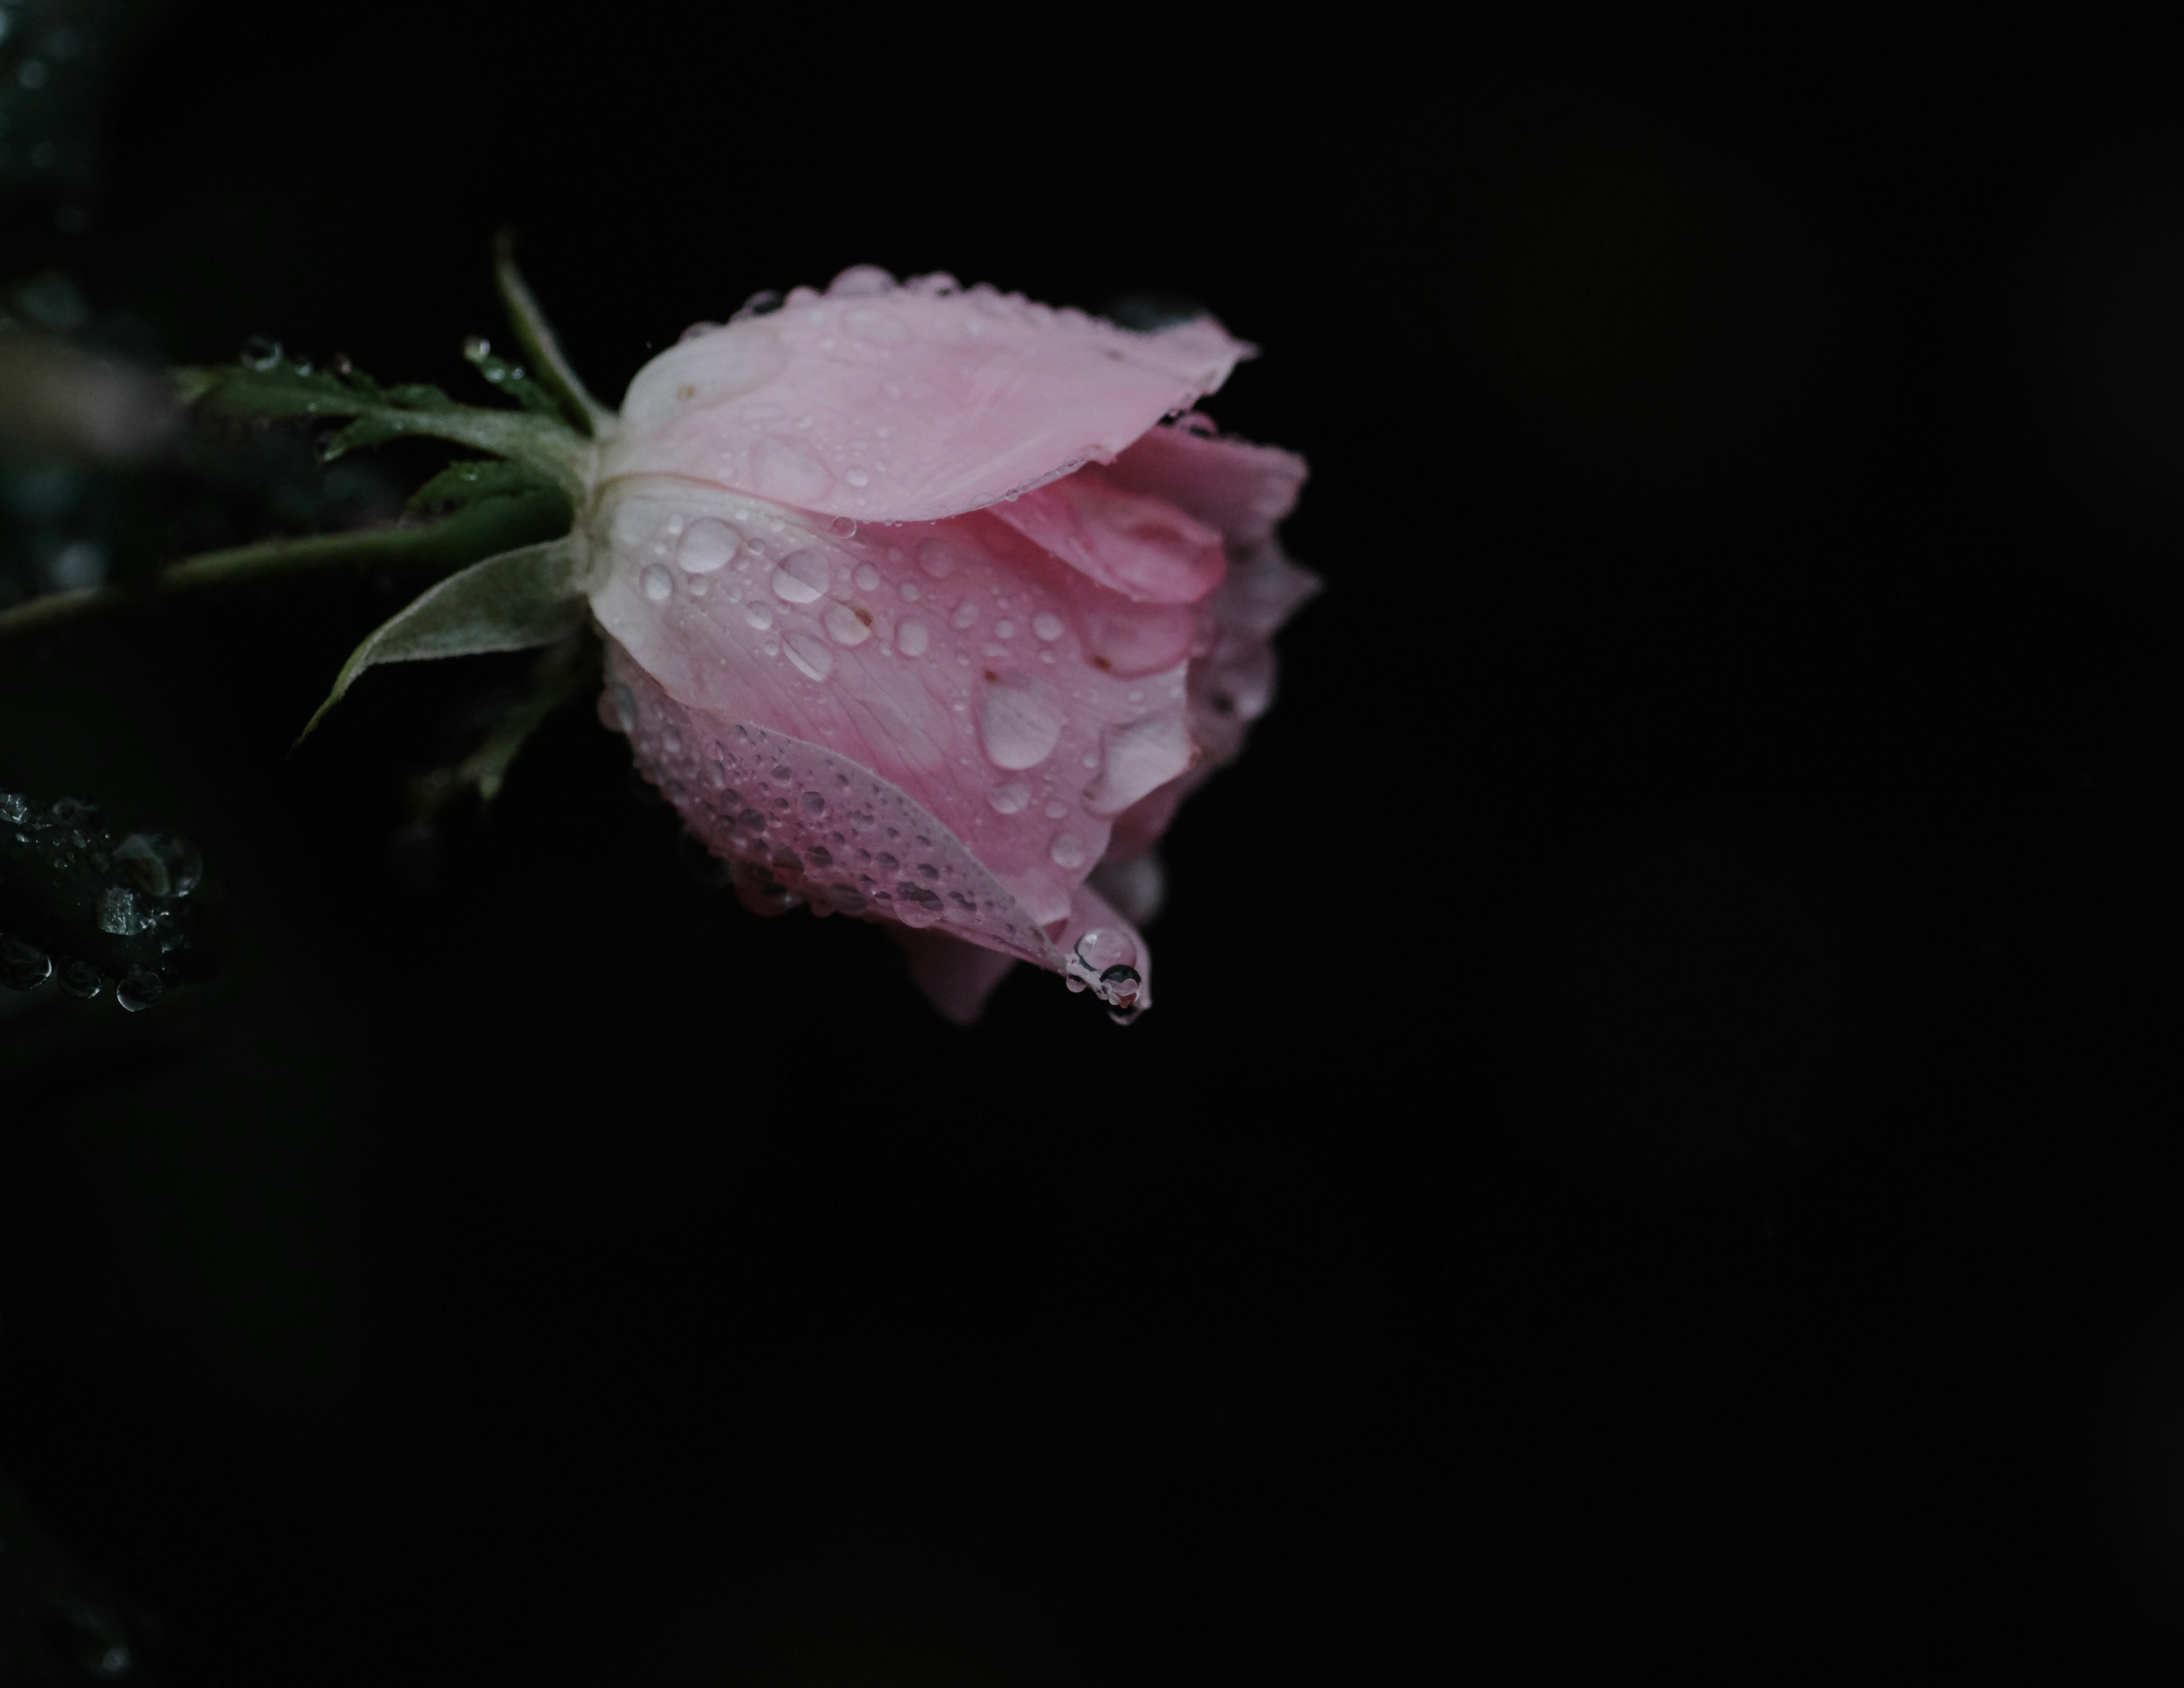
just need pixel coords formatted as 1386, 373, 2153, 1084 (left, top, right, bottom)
7, 5, 2184, 1683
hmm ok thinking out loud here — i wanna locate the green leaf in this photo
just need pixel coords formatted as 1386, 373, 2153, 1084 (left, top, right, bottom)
407, 458, 561, 514
298, 536, 589, 743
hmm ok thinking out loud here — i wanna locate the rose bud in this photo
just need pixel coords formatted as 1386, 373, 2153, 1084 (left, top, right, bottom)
585, 268, 1317, 1024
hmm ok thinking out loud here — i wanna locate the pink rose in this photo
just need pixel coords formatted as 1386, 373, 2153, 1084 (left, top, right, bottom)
586, 267, 1317, 1024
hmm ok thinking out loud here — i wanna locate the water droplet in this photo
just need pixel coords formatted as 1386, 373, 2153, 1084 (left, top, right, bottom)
845, 467, 870, 487
988, 779, 1031, 814
1075, 928, 1140, 973
240, 334, 283, 370
978, 678, 1063, 769
1049, 833, 1086, 869
854, 562, 882, 591
772, 549, 832, 603
0, 792, 26, 825
642, 564, 673, 601
785, 631, 835, 681
824, 602, 873, 646
995, 620, 1016, 639
952, 601, 979, 631
56, 960, 101, 1000
744, 602, 776, 631
95, 886, 144, 937
706, 760, 729, 790
803, 791, 826, 816
1032, 611, 1065, 642
896, 619, 930, 657
898, 581, 921, 602
1, 934, 52, 991
116, 967, 164, 1012
677, 518, 741, 573
916, 539, 957, 578
1044, 800, 1069, 820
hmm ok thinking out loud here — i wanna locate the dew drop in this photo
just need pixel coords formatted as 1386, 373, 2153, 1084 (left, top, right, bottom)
0, 934, 51, 991
854, 562, 882, 591
897, 619, 930, 658
899, 580, 921, 602
1032, 611, 1065, 642
744, 602, 776, 631
1044, 800, 1069, 820
677, 518, 741, 573
641, 564, 673, 602
785, 631, 835, 681
978, 678, 1062, 769
988, 779, 1031, 814
772, 550, 832, 603
952, 601, 979, 631
1074, 928, 1140, 973
824, 602, 874, 646
1049, 833, 1086, 870
995, 620, 1016, 639
117, 967, 164, 1012
845, 467, 870, 487
57, 960, 101, 1000
915, 539, 957, 578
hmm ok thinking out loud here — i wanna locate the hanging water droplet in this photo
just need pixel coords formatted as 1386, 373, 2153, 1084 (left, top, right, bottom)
978, 678, 1062, 769
641, 564, 674, 602
240, 334, 284, 370
987, 779, 1031, 814
785, 631, 835, 680
676, 518, 741, 573
897, 619, 930, 658
1074, 928, 1140, 973
116, 967, 164, 1012
56, 960, 101, 999
772, 549, 832, 603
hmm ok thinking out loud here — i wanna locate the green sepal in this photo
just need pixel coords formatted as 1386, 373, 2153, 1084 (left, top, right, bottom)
462, 336, 567, 420
298, 535, 589, 744
406, 458, 562, 514
177, 353, 591, 503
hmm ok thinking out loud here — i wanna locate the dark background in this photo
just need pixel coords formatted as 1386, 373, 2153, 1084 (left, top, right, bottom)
6, 4, 2184, 1682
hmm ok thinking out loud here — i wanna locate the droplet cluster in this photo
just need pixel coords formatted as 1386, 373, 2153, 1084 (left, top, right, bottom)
0, 790, 217, 1011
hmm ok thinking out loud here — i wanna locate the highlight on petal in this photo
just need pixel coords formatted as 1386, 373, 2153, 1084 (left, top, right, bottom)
608, 272, 1252, 526
986, 465, 1227, 605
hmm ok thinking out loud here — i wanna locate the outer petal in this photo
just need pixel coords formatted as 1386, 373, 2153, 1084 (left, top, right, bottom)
606, 274, 1250, 526
986, 464, 1227, 605
1105, 417, 1309, 549
589, 475, 1197, 961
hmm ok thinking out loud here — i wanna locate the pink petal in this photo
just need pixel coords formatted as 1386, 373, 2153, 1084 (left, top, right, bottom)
1105, 419, 1309, 549
592, 476, 1195, 1010
986, 465, 1228, 605
607, 274, 1251, 526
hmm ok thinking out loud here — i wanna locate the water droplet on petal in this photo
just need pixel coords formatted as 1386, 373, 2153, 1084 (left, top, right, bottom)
916, 539, 957, 578
897, 619, 930, 657
676, 518, 741, 573
57, 960, 101, 999
824, 603, 873, 646
1032, 611, 1065, 642
854, 562, 882, 591
785, 631, 835, 681
744, 602, 776, 631
640, 565, 675, 602
845, 467, 870, 487
1049, 833, 1086, 869
978, 678, 1063, 769
117, 967, 164, 1012
772, 550, 831, 603
1, 934, 52, 991
988, 779, 1031, 814
1074, 928, 1140, 973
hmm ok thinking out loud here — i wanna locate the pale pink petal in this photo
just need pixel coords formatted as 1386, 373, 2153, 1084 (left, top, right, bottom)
892, 927, 1018, 1025
1105, 419, 1309, 549
590, 477, 1194, 972
986, 465, 1227, 605
607, 275, 1251, 526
